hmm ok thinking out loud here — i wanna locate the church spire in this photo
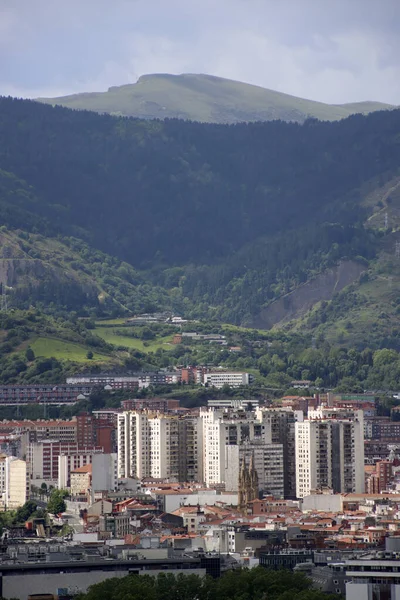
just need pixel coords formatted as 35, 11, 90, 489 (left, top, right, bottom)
238, 456, 249, 509
249, 452, 259, 501
238, 453, 259, 511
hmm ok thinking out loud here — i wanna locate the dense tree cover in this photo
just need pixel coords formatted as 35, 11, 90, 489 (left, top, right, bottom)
0, 223, 171, 316
1, 97, 400, 322
178, 224, 377, 324
100, 321, 400, 392
2, 311, 400, 395
303, 281, 400, 351
1, 98, 398, 266
77, 567, 339, 600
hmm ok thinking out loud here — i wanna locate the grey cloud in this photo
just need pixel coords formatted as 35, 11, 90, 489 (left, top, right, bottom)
0, 0, 399, 104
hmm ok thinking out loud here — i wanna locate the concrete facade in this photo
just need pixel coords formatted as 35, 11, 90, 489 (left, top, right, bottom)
92, 453, 118, 493
224, 443, 284, 498
203, 372, 252, 388
295, 409, 364, 498
0, 455, 27, 510
117, 412, 202, 482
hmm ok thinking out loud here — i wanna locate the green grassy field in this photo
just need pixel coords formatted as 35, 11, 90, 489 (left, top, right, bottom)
37, 73, 394, 125
31, 337, 109, 362
94, 318, 128, 326
94, 327, 173, 352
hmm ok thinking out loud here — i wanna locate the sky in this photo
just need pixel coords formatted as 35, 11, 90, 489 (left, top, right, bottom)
1, 0, 400, 105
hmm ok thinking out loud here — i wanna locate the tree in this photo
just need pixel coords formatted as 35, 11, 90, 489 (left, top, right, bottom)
47, 489, 67, 515
0, 510, 14, 537
14, 500, 38, 524
40, 482, 48, 498
25, 347, 35, 362
86, 350, 94, 360
141, 327, 155, 341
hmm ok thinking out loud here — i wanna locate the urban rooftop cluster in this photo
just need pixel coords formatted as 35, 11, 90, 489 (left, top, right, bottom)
0, 374, 400, 599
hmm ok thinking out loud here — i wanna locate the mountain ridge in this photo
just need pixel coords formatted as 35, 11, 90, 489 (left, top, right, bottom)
36, 73, 395, 124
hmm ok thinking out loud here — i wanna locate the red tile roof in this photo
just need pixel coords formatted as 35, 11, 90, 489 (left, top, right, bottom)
71, 463, 92, 474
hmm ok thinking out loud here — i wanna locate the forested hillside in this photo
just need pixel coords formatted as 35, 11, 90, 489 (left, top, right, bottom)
1, 96, 400, 329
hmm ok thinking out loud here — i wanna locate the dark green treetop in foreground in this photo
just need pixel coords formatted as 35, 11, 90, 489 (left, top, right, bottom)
77, 567, 341, 600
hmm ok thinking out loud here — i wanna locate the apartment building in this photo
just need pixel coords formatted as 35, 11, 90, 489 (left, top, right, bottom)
148, 415, 178, 479
182, 415, 203, 482
70, 463, 92, 496
117, 411, 202, 481
256, 407, 303, 498
295, 407, 364, 498
0, 454, 27, 509
200, 407, 281, 491
117, 411, 150, 479
76, 413, 115, 452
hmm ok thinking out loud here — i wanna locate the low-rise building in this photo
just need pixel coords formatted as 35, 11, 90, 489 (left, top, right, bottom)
70, 463, 92, 496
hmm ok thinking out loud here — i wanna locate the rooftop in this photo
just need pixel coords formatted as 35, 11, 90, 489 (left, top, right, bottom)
71, 463, 92, 474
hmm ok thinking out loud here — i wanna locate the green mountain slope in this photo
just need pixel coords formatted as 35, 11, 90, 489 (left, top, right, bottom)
2, 96, 400, 345
36, 73, 395, 124
281, 177, 400, 349
0, 171, 172, 315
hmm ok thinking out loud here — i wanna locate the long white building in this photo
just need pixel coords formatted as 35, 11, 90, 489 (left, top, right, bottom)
203, 372, 253, 388
295, 407, 364, 498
